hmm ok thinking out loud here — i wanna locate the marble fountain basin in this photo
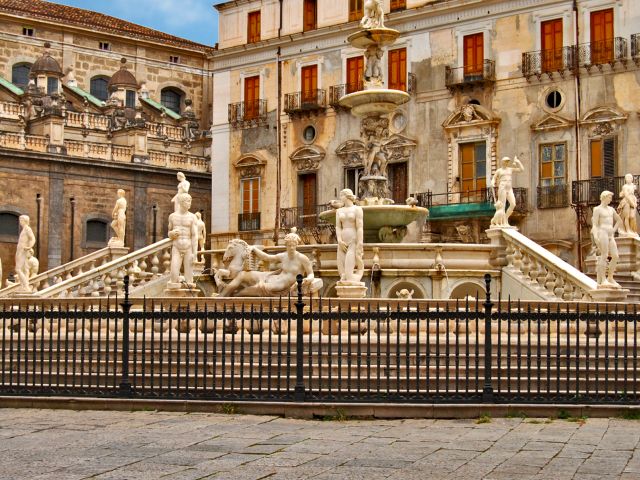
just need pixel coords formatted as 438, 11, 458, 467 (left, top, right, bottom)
319, 205, 429, 243
339, 89, 410, 117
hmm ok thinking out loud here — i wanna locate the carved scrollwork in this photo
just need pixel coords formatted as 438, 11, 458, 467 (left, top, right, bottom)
290, 145, 325, 172
336, 140, 366, 167
234, 154, 267, 179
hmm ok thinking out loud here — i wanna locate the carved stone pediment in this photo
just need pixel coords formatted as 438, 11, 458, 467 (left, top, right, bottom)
580, 106, 628, 125
442, 104, 500, 130
290, 145, 325, 172
531, 113, 574, 131
382, 134, 417, 163
336, 140, 366, 167
234, 152, 268, 178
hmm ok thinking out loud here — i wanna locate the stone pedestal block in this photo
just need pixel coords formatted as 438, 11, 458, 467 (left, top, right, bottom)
590, 287, 629, 302
335, 281, 368, 298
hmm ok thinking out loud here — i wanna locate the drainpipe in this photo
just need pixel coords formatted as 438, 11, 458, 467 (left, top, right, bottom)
69, 197, 76, 262
152, 203, 158, 244
35, 193, 42, 259
573, 0, 584, 270
273, 0, 284, 245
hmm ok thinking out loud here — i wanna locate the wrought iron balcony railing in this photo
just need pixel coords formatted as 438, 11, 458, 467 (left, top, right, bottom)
329, 82, 363, 108
537, 184, 569, 209
280, 204, 331, 229
632, 34, 640, 64
445, 60, 495, 90
284, 89, 326, 115
522, 46, 576, 80
238, 212, 261, 232
577, 38, 628, 69
228, 99, 268, 129
572, 176, 640, 207
413, 187, 528, 215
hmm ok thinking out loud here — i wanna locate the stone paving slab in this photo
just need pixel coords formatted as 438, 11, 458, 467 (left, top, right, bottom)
0, 409, 639, 479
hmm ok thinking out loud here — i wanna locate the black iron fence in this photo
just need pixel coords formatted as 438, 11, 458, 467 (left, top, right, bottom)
1, 275, 640, 404
577, 38, 628, 67
280, 204, 331, 229
284, 90, 326, 114
413, 187, 528, 215
228, 100, 268, 128
572, 176, 640, 207
537, 184, 569, 209
632, 34, 640, 62
238, 212, 261, 232
522, 46, 576, 79
445, 60, 495, 89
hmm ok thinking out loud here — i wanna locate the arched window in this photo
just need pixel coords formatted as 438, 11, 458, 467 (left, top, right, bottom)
90, 76, 109, 101
0, 212, 20, 242
11, 63, 32, 89
85, 219, 109, 247
161, 87, 183, 114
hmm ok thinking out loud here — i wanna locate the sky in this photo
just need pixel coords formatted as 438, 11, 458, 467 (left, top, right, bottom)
52, 0, 224, 46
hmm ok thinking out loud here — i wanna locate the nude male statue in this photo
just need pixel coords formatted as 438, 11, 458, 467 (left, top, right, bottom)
171, 172, 190, 213
109, 189, 127, 247
167, 193, 198, 287
592, 190, 623, 288
490, 156, 524, 227
15, 215, 35, 293
195, 211, 207, 262
617, 173, 638, 238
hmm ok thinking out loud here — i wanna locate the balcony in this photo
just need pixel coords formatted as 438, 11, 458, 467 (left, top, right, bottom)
632, 34, 640, 65
522, 46, 576, 80
284, 89, 326, 117
576, 38, 628, 71
445, 60, 495, 91
572, 176, 640, 207
413, 187, 528, 221
238, 212, 261, 232
537, 184, 569, 209
280, 204, 331, 229
329, 82, 363, 109
228, 100, 268, 129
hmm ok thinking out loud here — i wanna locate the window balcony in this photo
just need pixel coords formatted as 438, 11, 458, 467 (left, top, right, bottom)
572, 176, 639, 207
238, 212, 261, 232
228, 99, 268, 129
537, 184, 569, 209
445, 60, 495, 91
280, 204, 331, 229
328, 82, 363, 109
632, 34, 640, 65
284, 89, 326, 116
576, 38, 628, 71
522, 46, 576, 80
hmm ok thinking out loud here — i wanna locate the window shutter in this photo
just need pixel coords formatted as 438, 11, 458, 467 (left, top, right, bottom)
603, 137, 616, 177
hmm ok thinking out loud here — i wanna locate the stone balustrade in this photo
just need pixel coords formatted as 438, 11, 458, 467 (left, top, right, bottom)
0, 101, 24, 119
65, 111, 110, 130
149, 150, 209, 172
146, 122, 185, 141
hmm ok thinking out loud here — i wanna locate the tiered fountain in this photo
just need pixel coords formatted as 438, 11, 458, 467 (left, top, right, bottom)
320, 2, 428, 243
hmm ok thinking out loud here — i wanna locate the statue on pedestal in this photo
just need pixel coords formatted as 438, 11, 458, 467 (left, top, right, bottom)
108, 189, 127, 247
361, 0, 385, 29
617, 173, 638, 238
336, 189, 365, 287
364, 46, 384, 89
171, 172, 190, 213
592, 190, 622, 288
195, 211, 207, 262
15, 215, 36, 293
167, 193, 198, 289
26, 249, 39, 278
490, 156, 524, 228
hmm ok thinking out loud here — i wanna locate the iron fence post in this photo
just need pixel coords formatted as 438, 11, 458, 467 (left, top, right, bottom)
294, 274, 306, 401
119, 275, 132, 397
483, 273, 494, 402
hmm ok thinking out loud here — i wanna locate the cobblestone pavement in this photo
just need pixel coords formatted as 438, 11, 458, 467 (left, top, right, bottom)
0, 409, 639, 479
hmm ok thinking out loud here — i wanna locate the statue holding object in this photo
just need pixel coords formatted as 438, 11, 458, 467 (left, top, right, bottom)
490, 156, 524, 228
592, 190, 622, 288
15, 215, 36, 293
361, 0, 385, 29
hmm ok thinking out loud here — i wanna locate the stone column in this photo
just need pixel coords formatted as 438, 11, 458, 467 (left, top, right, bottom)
47, 174, 64, 268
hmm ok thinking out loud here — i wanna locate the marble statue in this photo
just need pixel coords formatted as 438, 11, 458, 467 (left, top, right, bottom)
592, 190, 622, 288
15, 215, 35, 293
26, 249, 39, 279
490, 156, 524, 228
361, 0, 385, 29
195, 211, 207, 262
218, 228, 319, 297
396, 289, 414, 300
108, 189, 127, 247
364, 46, 384, 88
171, 172, 190, 213
336, 189, 365, 284
490, 200, 507, 228
167, 193, 198, 289
617, 173, 638, 238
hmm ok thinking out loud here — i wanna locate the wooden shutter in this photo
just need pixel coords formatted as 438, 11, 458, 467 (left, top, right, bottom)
460, 143, 476, 193
390, 0, 406, 12
303, 0, 317, 32
242, 178, 260, 214
244, 75, 260, 120
301, 65, 317, 103
388, 163, 408, 204
300, 173, 317, 226
388, 48, 407, 91
463, 33, 484, 76
248, 11, 261, 43
346, 56, 364, 93
603, 137, 616, 177
349, 0, 363, 22
541, 19, 563, 71
590, 139, 602, 178
591, 8, 614, 63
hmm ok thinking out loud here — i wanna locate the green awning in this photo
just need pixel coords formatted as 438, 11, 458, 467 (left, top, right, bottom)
0, 76, 24, 96
65, 84, 106, 108
428, 202, 495, 221
141, 97, 182, 120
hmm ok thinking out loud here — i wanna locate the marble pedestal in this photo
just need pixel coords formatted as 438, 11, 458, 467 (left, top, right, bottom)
193, 261, 205, 275
335, 281, 368, 299
590, 287, 629, 302
164, 282, 198, 298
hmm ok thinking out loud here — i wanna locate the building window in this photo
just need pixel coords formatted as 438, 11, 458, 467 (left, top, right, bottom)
0, 212, 20, 242
299, 173, 317, 226
591, 8, 614, 64
99, 41, 111, 51
125, 90, 136, 108
349, 0, 363, 22
459, 141, 486, 199
390, 0, 406, 12
590, 137, 616, 178
244, 75, 260, 120
538, 143, 567, 208
85, 219, 109, 247
22, 27, 34, 37
345, 167, 364, 197
301, 65, 318, 103
541, 18, 563, 72
11, 63, 32, 88
463, 33, 484, 77
346, 56, 364, 93
239, 178, 260, 231
169, 55, 180, 64
247, 11, 261, 43
388, 48, 407, 91
90, 76, 109, 102
161, 88, 183, 114
47, 77, 58, 95
388, 162, 408, 204
303, 0, 317, 31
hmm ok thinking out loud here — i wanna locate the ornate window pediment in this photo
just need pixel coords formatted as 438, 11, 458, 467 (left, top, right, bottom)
382, 134, 417, 163
336, 140, 366, 167
580, 106, 627, 137
531, 113, 574, 132
234, 151, 268, 178
290, 145, 325, 172
442, 104, 500, 130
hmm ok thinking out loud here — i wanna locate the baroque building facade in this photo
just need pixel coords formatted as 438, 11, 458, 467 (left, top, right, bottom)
0, 0, 214, 283
210, 0, 640, 270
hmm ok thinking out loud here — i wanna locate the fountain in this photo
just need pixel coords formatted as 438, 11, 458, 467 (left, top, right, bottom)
319, 1, 428, 243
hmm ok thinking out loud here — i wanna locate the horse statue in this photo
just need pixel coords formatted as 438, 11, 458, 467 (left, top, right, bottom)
213, 239, 256, 292
361, 0, 385, 29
